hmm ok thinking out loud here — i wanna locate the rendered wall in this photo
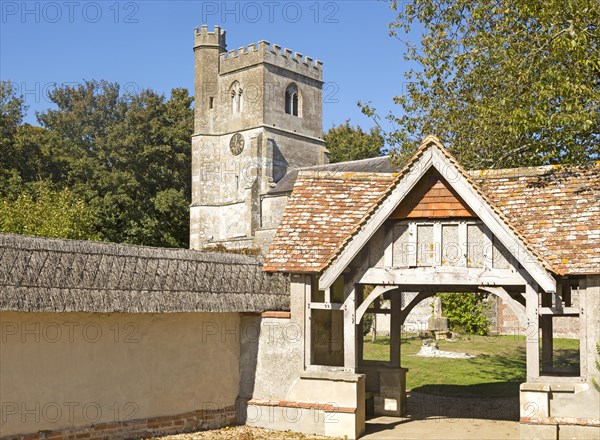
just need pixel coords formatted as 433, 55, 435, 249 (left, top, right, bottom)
239, 275, 306, 405
0, 312, 241, 437
240, 276, 366, 439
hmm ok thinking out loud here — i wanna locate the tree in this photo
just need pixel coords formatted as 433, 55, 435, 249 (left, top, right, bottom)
0, 182, 100, 240
437, 292, 491, 335
324, 120, 384, 163
0, 80, 193, 247
37, 81, 193, 248
0, 81, 61, 196
0, 81, 28, 194
362, 0, 600, 168
0, 81, 99, 241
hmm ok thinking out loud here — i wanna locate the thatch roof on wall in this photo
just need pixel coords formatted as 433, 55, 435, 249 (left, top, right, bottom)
0, 233, 290, 313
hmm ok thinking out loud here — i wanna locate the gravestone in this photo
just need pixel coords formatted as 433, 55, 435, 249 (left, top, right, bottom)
427, 296, 450, 339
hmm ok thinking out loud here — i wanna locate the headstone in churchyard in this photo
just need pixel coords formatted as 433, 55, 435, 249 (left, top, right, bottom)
427, 296, 450, 339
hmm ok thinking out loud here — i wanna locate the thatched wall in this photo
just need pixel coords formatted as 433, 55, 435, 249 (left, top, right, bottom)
0, 234, 290, 313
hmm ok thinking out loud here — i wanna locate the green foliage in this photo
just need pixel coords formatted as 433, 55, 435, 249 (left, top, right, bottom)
323, 119, 384, 163
1, 81, 70, 195
593, 343, 600, 393
0, 81, 24, 131
0, 82, 98, 240
0, 80, 194, 248
1, 81, 27, 194
362, 0, 600, 168
362, 313, 375, 336
0, 182, 100, 240
437, 292, 491, 335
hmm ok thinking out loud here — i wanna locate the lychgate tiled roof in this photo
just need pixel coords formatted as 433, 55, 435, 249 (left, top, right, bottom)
264, 138, 600, 276
472, 165, 600, 275
263, 171, 395, 272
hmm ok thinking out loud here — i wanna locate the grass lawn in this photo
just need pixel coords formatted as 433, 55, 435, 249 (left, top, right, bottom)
363, 334, 579, 397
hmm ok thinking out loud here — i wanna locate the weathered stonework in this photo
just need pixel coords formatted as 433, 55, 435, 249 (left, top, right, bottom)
190, 26, 327, 251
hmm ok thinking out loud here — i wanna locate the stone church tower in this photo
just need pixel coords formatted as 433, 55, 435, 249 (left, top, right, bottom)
190, 25, 327, 250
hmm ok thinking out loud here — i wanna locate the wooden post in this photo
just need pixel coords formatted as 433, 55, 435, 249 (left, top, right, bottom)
390, 291, 402, 367
539, 285, 553, 373
357, 316, 364, 367
344, 284, 357, 372
540, 315, 553, 372
578, 277, 587, 379
525, 283, 540, 380
304, 275, 312, 369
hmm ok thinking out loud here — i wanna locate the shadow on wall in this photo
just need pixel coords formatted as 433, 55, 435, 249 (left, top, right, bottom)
272, 140, 288, 183
237, 315, 261, 423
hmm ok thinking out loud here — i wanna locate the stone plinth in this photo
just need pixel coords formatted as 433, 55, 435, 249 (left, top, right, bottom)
374, 368, 408, 418
427, 316, 449, 331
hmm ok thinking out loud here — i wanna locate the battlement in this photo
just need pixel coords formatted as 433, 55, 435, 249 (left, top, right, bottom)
219, 40, 323, 80
194, 25, 226, 50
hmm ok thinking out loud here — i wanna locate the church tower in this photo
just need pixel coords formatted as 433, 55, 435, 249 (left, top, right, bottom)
190, 25, 327, 250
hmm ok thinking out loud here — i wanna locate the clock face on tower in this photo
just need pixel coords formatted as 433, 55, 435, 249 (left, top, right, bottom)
229, 133, 245, 156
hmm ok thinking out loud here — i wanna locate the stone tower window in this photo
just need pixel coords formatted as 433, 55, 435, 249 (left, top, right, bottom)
230, 81, 243, 114
285, 83, 301, 117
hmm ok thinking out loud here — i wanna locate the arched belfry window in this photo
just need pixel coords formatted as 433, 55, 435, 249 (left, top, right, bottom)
285, 83, 301, 117
230, 81, 243, 114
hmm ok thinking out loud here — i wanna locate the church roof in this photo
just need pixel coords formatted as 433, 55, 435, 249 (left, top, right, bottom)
269, 156, 397, 194
264, 141, 600, 276
0, 233, 290, 313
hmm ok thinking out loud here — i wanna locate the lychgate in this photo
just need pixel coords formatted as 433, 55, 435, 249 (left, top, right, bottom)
260, 136, 600, 439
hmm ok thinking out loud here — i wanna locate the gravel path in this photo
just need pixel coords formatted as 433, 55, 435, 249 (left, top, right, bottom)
148, 425, 337, 440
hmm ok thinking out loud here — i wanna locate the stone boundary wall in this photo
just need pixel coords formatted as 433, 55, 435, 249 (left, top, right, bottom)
495, 300, 580, 338
1, 406, 237, 440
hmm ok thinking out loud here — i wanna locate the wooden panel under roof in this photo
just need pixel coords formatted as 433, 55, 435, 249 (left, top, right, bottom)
390, 169, 476, 219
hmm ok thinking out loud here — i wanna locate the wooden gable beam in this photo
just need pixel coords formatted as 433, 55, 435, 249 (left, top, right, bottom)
318, 149, 433, 289
429, 148, 555, 293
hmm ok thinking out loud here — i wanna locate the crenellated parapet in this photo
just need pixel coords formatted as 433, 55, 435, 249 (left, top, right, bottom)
219, 40, 323, 81
194, 24, 226, 50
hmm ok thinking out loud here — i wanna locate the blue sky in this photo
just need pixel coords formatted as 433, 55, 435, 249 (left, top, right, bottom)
1, 1, 421, 133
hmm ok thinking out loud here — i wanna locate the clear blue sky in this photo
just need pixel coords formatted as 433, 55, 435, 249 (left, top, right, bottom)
1, 1, 421, 133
